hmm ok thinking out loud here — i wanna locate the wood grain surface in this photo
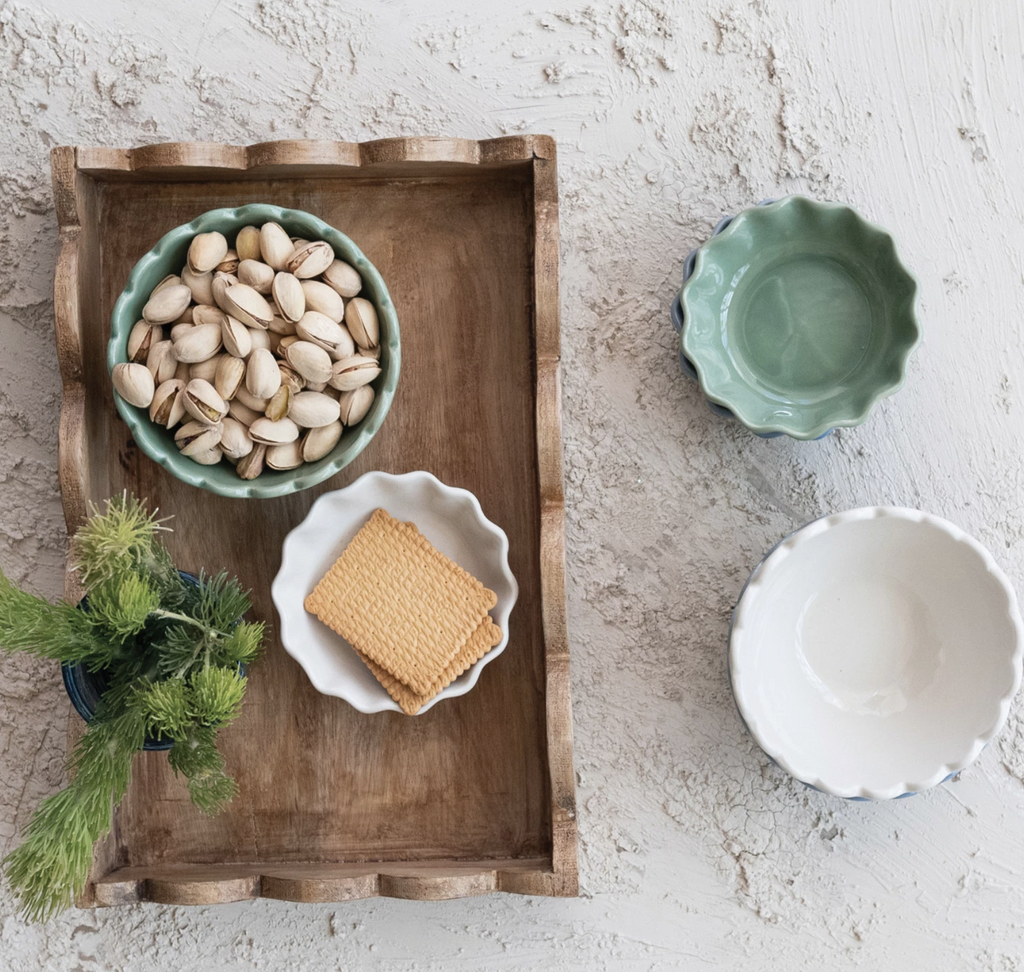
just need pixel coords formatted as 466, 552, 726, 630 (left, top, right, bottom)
50, 137, 577, 905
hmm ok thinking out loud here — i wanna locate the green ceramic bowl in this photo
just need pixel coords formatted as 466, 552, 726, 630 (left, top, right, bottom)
681, 196, 919, 440
108, 204, 400, 498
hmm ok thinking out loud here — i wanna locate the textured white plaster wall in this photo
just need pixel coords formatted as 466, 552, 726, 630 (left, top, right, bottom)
1, 0, 1023, 968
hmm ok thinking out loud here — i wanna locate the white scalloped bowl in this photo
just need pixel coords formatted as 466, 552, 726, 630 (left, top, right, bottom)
272, 471, 517, 715
730, 507, 1023, 799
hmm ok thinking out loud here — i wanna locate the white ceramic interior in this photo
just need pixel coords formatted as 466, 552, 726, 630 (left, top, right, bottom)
272, 471, 518, 715
730, 507, 1023, 799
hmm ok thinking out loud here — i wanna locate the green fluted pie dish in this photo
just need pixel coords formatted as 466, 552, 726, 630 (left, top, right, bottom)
108, 204, 400, 498
681, 196, 919, 440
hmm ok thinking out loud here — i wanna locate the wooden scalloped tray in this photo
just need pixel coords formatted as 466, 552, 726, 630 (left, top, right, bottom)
50, 137, 577, 906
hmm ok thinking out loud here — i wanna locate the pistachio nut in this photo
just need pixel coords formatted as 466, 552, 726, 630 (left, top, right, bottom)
236, 441, 267, 480
301, 421, 343, 462
268, 314, 298, 336
266, 440, 304, 470
174, 360, 191, 382
211, 273, 237, 313
152, 273, 182, 296
189, 353, 225, 383
228, 399, 262, 426
223, 284, 274, 329
359, 342, 381, 360
188, 231, 228, 274
235, 225, 262, 263
215, 354, 246, 401
277, 334, 300, 357
338, 385, 374, 426
216, 249, 239, 274
150, 378, 186, 427
272, 271, 305, 324
173, 323, 223, 364
329, 354, 381, 391
218, 416, 254, 460
287, 240, 334, 279
174, 419, 223, 456
278, 362, 305, 393
146, 339, 178, 384
184, 379, 228, 425
190, 444, 224, 465
237, 259, 275, 295
268, 331, 282, 356
112, 362, 155, 408
249, 327, 272, 353
305, 379, 329, 393
259, 222, 294, 271
173, 306, 195, 325
192, 304, 227, 328
264, 385, 291, 422
345, 297, 379, 348
322, 259, 362, 298
143, 284, 192, 325
170, 321, 195, 343
249, 416, 300, 445
181, 265, 214, 306
284, 340, 333, 385
296, 311, 354, 359
246, 348, 282, 400
233, 384, 269, 412
128, 321, 162, 363
300, 279, 345, 323
221, 315, 253, 358
290, 237, 310, 248
288, 391, 341, 428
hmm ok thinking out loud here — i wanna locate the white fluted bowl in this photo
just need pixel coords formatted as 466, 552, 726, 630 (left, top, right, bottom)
730, 507, 1023, 799
272, 471, 517, 714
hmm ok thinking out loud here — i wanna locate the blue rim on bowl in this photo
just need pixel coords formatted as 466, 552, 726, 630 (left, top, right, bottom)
108, 204, 401, 498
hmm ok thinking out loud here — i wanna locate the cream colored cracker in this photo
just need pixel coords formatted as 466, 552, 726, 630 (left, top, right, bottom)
305, 508, 498, 695
360, 620, 503, 715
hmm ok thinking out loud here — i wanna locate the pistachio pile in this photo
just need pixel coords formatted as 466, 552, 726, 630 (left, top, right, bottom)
111, 223, 382, 479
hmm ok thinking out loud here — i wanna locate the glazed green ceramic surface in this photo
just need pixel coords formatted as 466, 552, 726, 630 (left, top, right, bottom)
108, 204, 400, 498
681, 196, 919, 439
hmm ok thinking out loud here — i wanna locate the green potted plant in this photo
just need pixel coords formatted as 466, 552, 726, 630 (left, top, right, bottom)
0, 493, 265, 920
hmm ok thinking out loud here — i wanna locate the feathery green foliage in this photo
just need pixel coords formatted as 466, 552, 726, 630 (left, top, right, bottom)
0, 493, 265, 921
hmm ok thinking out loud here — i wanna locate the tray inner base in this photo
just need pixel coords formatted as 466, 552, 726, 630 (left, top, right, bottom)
75, 164, 552, 871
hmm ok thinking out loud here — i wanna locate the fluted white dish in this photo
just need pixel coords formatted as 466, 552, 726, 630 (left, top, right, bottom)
272, 471, 517, 714
730, 507, 1023, 799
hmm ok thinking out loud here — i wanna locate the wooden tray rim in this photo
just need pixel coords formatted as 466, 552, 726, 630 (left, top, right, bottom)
49, 135, 577, 906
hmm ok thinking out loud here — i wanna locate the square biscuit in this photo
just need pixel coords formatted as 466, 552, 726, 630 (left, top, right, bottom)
360, 620, 503, 715
304, 508, 498, 695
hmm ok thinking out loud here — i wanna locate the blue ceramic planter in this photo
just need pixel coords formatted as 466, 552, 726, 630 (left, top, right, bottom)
62, 570, 243, 752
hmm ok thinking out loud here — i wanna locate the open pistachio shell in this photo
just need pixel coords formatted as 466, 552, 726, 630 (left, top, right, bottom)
183, 378, 228, 426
